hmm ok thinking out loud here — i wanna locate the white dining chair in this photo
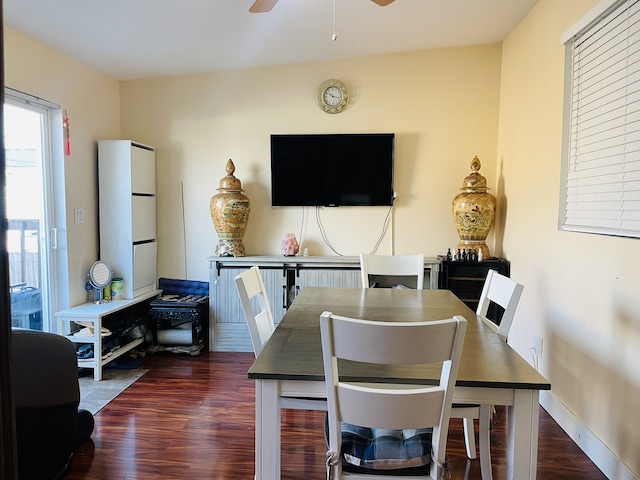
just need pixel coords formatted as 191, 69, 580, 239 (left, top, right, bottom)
360, 253, 425, 289
234, 266, 326, 410
451, 268, 524, 480
320, 311, 467, 479
477, 269, 524, 340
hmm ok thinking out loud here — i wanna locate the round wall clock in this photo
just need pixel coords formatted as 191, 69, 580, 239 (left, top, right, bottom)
317, 79, 350, 114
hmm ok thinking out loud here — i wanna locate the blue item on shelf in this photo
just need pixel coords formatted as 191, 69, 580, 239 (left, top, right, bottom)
158, 277, 208, 296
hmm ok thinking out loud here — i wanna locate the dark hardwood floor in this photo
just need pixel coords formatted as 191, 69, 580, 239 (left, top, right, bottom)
66, 351, 607, 480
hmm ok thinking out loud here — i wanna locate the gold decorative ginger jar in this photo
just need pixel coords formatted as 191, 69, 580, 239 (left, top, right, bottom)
210, 159, 250, 257
452, 156, 496, 259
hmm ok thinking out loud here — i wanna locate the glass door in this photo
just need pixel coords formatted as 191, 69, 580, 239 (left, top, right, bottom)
4, 98, 54, 331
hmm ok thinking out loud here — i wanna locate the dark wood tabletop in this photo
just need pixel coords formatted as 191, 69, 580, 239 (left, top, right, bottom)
248, 287, 551, 391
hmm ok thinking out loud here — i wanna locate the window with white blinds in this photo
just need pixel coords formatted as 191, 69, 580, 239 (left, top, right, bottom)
560, 0, 640, 237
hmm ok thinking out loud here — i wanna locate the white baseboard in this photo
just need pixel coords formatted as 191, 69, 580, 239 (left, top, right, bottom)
540, 391, 638, 480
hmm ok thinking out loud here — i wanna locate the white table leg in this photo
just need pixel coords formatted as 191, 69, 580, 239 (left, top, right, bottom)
507, 389, 539, 480
255, 379, 281, 480
94, 325, 103, 381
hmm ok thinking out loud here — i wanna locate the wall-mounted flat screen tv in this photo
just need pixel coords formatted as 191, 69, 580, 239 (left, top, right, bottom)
270, 133, 395, 207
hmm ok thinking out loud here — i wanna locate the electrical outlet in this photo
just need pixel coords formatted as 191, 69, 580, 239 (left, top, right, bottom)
74, 208, 85, 224
534, 335, 543, 357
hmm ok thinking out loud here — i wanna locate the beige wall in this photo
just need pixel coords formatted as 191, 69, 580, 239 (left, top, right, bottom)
119, 45, 502, 281
499, 0, 639, 476
4, 27, 121, 309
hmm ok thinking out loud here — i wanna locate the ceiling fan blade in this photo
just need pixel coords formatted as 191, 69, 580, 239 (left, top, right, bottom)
370, 0, 396, 5
249, 0, 279, 13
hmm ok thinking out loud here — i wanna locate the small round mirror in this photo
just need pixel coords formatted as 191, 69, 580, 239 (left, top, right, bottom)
88, 260, 112, 304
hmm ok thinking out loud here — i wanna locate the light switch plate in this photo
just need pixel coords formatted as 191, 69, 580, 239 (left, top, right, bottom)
74, 208, 84, 224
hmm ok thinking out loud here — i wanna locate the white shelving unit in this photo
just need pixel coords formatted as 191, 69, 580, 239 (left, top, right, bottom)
98, 140, 157, 299
56, 290, 160, 381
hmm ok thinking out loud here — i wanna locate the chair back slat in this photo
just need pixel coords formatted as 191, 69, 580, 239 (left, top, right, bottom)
330, 316, 458, 365
338, 384, 446, 430
360, 253, 425, 289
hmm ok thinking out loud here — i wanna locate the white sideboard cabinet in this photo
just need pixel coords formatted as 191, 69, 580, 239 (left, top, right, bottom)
98, 140, 157, 299
207, 255, 440, 352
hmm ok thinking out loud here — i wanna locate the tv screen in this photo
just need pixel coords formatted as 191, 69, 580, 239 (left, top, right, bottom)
270, 133, 395, 207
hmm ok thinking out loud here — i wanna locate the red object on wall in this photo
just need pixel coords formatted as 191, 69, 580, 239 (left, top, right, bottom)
63, 109, 71, 156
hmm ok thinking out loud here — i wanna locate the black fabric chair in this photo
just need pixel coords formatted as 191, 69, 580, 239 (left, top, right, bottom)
11, 328, 94, 480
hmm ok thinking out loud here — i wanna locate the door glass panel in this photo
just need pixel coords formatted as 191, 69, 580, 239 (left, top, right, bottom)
4, 103, 47, 330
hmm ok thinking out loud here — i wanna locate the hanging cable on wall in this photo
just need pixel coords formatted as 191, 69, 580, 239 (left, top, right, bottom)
314, 205, 394, 256
298, 206, 306, 254
369, 204, 394, 255
316, 207, 343, 255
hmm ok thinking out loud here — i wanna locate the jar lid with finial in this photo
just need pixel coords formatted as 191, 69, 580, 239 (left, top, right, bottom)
460, 156, 490, 192
217, 159, 243, 192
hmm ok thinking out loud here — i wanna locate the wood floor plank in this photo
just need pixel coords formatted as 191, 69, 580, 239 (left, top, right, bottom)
65, 352, 607, 480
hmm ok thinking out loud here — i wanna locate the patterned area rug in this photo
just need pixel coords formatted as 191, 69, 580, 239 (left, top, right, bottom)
78, 368, 148, 414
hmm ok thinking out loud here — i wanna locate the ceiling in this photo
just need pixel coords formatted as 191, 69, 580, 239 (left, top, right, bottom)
3, 0, 539, 81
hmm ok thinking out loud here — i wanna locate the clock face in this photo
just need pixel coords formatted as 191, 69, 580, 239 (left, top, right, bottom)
323, 86, 343, 106
317, 79, 349, 113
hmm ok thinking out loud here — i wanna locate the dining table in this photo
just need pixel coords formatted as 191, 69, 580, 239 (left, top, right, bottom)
248, 287, 551, 480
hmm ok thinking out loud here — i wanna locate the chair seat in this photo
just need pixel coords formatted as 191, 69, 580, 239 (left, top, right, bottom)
341, 424, 433, 471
